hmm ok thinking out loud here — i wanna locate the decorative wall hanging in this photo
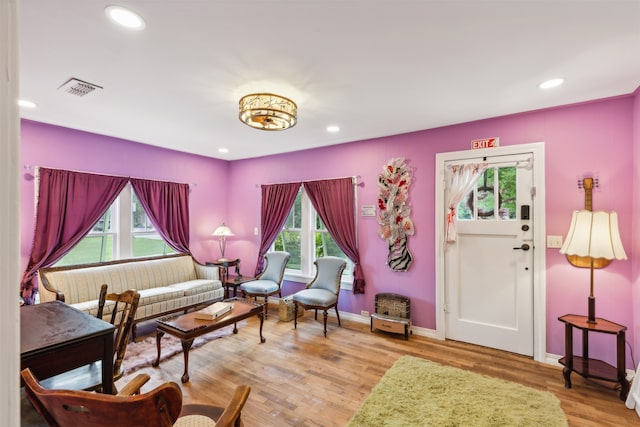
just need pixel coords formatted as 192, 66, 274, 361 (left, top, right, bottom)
377, 157, 414, 271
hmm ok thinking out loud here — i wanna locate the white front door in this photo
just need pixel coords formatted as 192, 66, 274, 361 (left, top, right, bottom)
443, 152, 536, 356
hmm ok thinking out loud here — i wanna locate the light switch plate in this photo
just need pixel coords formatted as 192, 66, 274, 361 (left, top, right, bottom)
547, 235, 563, 248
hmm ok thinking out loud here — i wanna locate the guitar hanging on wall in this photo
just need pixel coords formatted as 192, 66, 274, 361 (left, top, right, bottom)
566, 177, 611, 269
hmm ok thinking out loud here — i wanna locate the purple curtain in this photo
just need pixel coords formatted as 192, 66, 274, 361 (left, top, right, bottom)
20, 168, 129, 304
304, 178, 366, 293
130, 178, 190, 254
255, 182, 301, 275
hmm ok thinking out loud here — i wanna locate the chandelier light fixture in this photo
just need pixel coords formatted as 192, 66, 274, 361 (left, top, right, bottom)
239, 93, 297, 131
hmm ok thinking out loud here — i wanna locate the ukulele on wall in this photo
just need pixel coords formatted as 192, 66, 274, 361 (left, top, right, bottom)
566, 177, 611, 269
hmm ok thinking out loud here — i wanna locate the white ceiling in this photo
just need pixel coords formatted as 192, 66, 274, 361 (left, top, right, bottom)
19, 1, 640, 161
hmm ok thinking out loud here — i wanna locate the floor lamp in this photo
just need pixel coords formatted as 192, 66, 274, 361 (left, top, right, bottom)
559, 210, 627, 324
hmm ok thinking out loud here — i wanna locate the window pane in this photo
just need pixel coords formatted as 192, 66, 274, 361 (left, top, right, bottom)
477, 168, 495, 220
56, 235, 113, 266
292, 192, 302, 228
457, 196, 473, 220
92, 208, 112, 233
315, 231, 342, 258
274, 230, 301, 270
498, 166, 516, 220
132, 235, 176, 257
132, 193, 155, 232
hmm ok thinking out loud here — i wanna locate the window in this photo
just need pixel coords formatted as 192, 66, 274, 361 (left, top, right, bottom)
273, 189, 353, 286
55, 185, 175, 266
457, 166, 517, 221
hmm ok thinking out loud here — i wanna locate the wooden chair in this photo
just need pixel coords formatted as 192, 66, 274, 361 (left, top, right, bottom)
40, 287, 140, 394
240, 251, 290, 318
21, 368, 251, 427
292, 256, 347, 337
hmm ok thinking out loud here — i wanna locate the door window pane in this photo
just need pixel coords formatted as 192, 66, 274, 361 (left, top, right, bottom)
456, 166, 517, 221
498, 166, 516, 220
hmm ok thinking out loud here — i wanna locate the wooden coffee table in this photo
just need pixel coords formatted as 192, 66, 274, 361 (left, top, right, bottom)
154, 298, 265, 383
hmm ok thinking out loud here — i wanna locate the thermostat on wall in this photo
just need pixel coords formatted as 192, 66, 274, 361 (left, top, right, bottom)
361, 205, 376, 217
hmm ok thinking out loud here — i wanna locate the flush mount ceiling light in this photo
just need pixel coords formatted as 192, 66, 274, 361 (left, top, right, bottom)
538, 78, 564, 89
18, 99, 37, 108
105, 5, 146, 30
239, 93, 297, 131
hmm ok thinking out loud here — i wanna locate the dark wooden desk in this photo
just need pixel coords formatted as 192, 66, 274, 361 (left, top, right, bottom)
558, 314, 629, 401
20, 300, 115, 394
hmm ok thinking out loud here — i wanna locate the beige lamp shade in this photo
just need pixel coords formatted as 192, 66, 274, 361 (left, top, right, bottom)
559, 210, 626, 260
559, 209, 626, 324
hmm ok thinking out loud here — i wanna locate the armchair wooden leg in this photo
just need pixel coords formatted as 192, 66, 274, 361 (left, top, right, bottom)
334, 306, 341, 326
323, 310, 328, 337
294, 303, 298, 329
263, 296, 269, 319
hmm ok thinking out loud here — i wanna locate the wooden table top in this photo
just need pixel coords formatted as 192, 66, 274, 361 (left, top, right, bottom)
157, 298, 263, 338
20, 300, 114, 357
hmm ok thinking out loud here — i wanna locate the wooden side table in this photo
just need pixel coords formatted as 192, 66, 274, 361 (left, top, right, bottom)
224, 275, 256, 299
558, 314, 629, 401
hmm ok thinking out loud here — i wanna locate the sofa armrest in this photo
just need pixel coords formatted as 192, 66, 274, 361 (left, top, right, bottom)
37, 270, 66, 303
194, 262, 220, 281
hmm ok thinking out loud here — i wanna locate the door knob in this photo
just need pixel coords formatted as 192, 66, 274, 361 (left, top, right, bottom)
513, 244, 530, 251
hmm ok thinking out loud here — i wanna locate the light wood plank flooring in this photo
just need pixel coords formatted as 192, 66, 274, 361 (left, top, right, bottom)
118, 306, 640, 426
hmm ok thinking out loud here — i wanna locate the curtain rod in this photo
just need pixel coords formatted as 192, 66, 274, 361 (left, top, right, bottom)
255, 175, 363, 188
23, 164, 196, 187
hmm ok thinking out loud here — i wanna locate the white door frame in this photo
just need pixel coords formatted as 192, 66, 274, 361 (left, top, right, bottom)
434, 142, 546, 362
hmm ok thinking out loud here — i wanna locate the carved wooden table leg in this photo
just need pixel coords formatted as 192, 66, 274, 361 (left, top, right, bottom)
153, 330, 164, 367
563, 321, 573, 389
180, 338, 195, 383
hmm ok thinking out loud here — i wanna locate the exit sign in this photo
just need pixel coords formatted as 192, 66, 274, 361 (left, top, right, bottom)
471, 137, 499, 149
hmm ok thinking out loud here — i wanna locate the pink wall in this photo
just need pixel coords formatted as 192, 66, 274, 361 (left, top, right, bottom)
633, 86, 640, 362
19, 120, 230, 271
226, 95, 636, 365
19, 93, 639, 366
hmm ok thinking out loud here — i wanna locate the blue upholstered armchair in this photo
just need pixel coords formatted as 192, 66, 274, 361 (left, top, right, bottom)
292, 256, 347, 337
240, 251, 290, 318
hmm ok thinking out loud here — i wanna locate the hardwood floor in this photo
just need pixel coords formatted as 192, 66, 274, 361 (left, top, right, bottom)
118, 306, 640, 426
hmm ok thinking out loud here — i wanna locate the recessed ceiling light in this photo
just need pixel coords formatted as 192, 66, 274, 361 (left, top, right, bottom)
538, 78, 564, 89
18, 99, 37, 108
327, 125, 340, 133
105, 5, 146, 30
218, 147, 229, 154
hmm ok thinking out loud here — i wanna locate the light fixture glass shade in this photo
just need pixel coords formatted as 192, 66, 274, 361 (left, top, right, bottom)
559, 210, 627, 260
212, 223, 234, 260
212, 223, 235, 237
239, 93, 297, 131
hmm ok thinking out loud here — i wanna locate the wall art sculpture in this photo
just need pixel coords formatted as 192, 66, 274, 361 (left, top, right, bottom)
377, 157, 414, 271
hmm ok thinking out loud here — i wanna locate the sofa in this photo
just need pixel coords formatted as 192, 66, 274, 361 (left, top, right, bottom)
38, 254, 224, 336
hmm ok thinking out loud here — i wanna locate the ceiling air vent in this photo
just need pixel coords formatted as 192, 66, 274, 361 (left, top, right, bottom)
58, 78, 103, 97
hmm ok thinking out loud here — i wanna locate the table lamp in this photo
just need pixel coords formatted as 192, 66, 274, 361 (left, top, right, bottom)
559, 210, 627, 324
212, 223, 234, 260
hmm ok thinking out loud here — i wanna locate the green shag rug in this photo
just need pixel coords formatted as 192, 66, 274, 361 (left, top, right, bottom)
347, 356, 567, 427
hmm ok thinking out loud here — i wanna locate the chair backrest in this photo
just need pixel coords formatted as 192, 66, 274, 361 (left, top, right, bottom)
21, 368, 183, 427
307, 256, 347, 294
257, 251, 290, 284
97, 288, 141, 377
